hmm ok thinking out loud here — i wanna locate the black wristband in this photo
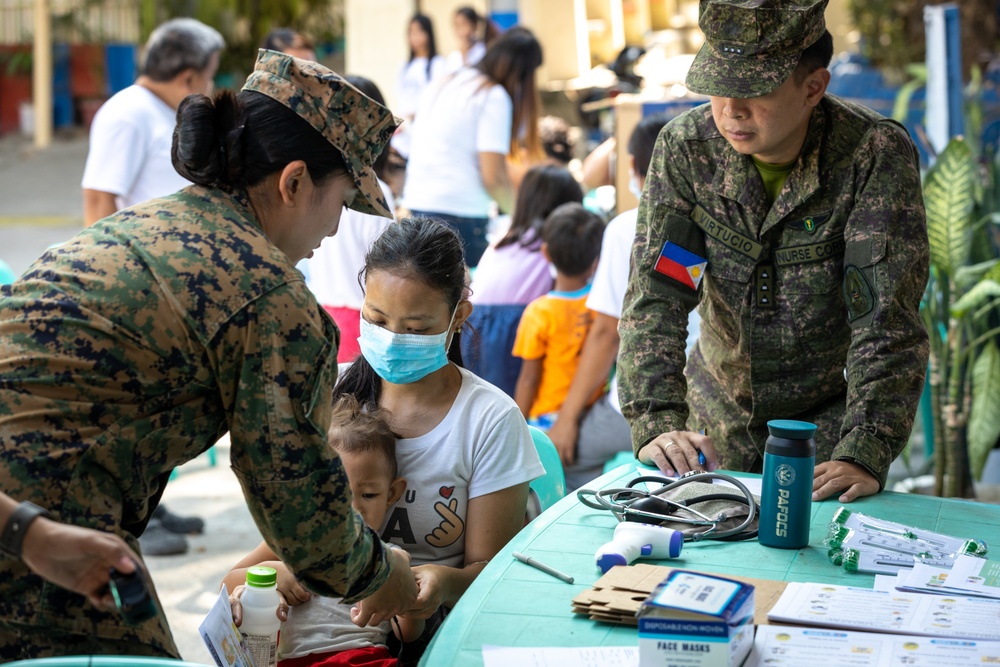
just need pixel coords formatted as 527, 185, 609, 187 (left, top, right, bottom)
0, 501, 50, 560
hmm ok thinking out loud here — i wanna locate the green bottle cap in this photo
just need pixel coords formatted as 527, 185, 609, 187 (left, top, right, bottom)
832, 507, 852, 525
766, 420, 817, 440
246, 566, 277, 588
843, 548, 859, 573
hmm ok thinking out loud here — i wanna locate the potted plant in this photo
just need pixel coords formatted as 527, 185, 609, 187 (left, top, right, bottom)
920, 135, 1000, 498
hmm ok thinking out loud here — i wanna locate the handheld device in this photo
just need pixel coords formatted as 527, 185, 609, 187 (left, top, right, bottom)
594, 522, 683, 573
109, 559, 158, 625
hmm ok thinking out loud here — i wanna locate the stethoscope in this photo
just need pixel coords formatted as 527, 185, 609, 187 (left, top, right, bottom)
576, 470, 759, 542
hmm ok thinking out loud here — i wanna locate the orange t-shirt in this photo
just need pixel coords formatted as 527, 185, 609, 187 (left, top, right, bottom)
512, 287, 603, 418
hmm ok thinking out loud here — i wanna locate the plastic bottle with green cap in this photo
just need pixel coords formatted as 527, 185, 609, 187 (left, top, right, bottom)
239, 565, 281, 667
758, 419, 816, 549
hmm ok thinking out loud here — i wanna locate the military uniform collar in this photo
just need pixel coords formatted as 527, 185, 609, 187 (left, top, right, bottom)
761, 99, 826, 235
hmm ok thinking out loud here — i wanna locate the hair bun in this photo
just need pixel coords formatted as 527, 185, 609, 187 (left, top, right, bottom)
172, 91, 243, 187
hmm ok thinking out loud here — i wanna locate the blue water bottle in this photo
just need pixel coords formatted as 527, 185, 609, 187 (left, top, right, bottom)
758, 420, 816, 549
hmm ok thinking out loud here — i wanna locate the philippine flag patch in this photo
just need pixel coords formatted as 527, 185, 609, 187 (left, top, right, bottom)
654, 242, 708, 290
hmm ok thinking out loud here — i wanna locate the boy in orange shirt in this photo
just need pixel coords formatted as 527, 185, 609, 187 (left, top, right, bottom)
513, 203, 605, 488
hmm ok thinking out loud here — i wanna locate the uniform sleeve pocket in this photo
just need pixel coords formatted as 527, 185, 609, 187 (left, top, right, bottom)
299, 339, 338, 436
843, 231, 886, 328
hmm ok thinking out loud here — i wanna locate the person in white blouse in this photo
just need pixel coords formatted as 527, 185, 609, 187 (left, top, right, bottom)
444, 6, 498, 73
392, 14, 446, 159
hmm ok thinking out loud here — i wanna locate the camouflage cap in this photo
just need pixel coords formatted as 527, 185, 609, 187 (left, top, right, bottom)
686, 0, 828, 98
242, 49, 400, 218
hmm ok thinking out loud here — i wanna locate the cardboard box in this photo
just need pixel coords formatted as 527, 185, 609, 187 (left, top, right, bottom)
638, 569, 754, 667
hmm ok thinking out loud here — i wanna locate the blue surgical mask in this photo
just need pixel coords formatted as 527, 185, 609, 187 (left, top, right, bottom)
357, 308, 458, 385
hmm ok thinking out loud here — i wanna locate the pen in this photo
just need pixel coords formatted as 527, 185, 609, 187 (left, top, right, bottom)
698, 429, 707, 467
512, 551, 574, 584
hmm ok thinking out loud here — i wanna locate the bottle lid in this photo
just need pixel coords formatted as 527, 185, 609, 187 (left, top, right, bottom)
766, 419, 817, 440
246, 566, 277, 588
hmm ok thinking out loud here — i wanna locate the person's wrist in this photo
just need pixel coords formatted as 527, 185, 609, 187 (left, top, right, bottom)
1, 501, 51, 562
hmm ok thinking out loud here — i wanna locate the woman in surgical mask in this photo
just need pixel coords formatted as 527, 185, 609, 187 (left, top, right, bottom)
334, 217, 545, 653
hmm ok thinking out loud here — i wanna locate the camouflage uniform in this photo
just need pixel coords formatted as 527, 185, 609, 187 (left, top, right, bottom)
0, 50, 398, 659
618, 0, 929, 489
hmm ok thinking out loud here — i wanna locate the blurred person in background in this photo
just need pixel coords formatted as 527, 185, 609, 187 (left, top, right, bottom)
82, 18, 223, 227
80, 16, 225, 556
392, 14, 446, 159
546, 114, 672, 486
445, 6, 499, 73
462, 165, 583, 396
303, 75, 396, 364
262, 27, 316, 61
403, 26, 543, 267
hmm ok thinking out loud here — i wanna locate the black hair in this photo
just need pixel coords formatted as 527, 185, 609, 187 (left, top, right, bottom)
496, 164, 582, 250
335, 218, 470, 406
628, 113, 670, 179
476, 26, 543, 157
539, 115, 574, 164
794, 30, 834, 83
261, 28, 314, 54
408, 14, 439, 80
344, 75, 391, 183
542, 203, 604, 277
142, 18, 224, 82
456, 6, 501, 45
328, 394, 398, 479
172, 89, 349, 191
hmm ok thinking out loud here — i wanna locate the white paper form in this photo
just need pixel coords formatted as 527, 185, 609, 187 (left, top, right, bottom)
767, 582, 1000, 641
946, 555, 1000, 599
745, 625, 1000, 667
199, 584, 256, 667
482, 645, 638, 667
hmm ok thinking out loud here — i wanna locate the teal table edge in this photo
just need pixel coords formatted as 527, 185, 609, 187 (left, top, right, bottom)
419, 463, 1000, 666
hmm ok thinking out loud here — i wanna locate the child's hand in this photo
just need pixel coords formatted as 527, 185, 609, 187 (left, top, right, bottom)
269, 560, 312, 607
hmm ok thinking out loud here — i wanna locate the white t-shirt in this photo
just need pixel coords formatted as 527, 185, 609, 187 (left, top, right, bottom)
402, 68, 512, 217
396, 55, 447, 120
445, 43, 487, 73
378, 367, 544, 567
278, 595, 388, 659
588, 208, 638, 414
304, 179, 395, 310
81, 85, 190, 210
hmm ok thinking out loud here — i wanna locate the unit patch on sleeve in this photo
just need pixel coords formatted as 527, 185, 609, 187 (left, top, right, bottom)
654, 241, 708, 290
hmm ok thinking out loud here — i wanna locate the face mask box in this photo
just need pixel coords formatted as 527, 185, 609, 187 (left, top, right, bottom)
638, 570, 754, 667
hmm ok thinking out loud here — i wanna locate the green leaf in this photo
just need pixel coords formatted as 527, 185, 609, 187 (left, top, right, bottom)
969, 340, 1000, 480
955, 259, 1000, 292
924, 138, 977, 276
950, 280, 1000, 318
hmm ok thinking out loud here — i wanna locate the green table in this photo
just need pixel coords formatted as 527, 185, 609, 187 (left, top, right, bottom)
420, 463, 1000, 666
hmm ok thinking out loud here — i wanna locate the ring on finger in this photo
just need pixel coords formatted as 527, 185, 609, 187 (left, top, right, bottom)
664, 441, 680, 451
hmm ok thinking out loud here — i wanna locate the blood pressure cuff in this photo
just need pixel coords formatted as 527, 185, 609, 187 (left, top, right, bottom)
656, 481, 760, 539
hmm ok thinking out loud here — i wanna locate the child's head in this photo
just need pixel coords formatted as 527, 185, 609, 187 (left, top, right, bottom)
338, 218, 472, 403
328, 394, 405, 529
539, 116, 574, 165
628, 113, 670, 188
497, 164, 583, 250
541, 202, 604, 279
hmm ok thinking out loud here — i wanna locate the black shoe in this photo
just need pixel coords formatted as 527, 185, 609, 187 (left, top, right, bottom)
139, 519, 189, 556
153, 504, 205, 535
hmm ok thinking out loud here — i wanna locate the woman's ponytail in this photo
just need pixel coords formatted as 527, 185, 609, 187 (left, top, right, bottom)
172, 90, 245, 187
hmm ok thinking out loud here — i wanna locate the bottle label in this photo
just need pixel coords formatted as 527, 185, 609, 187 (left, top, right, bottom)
775, 463, 796, 486
241, 631, 277, 667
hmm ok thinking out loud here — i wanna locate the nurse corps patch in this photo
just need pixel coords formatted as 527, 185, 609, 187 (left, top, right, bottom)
654, 241, 707, 290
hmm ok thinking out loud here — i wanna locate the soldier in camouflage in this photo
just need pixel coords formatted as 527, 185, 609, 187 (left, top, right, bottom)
0, 50, 417, 658
618, 0, 929, 503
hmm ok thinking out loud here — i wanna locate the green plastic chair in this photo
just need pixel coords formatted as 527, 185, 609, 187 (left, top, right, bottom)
527, 425, 566, 516
7, 658, 209, 666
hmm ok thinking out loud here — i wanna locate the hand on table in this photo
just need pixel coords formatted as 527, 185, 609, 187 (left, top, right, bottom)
637, 431, 717, 476
547, 416, 580, 466
21, 517, 142, 613
812, 460, 879, 503
351, 547, 418, 628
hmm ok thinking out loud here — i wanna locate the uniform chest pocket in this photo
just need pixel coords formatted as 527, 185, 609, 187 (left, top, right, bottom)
705, 241, 756, 283
776, 236, 846, 294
